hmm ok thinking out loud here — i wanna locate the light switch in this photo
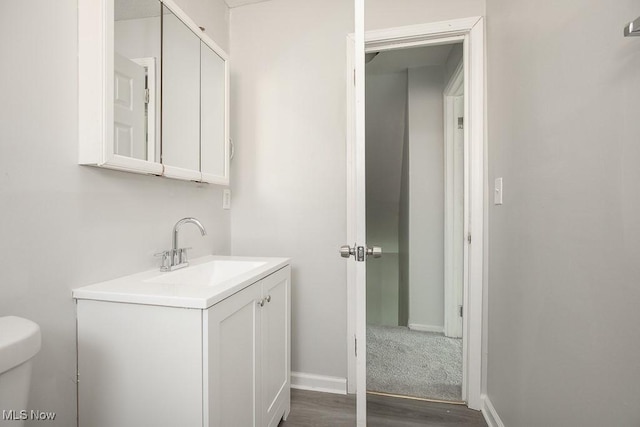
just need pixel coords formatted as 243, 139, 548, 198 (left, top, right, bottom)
494, 177, 503, 205
223, 189, 231, 209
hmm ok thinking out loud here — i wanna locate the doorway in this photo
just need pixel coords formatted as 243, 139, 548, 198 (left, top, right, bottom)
364, 42, 465, 403
345, 16, 486, 425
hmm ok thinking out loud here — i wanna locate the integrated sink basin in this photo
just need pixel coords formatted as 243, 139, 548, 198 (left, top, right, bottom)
72, 255, 289, 309
145, 259, 267, 287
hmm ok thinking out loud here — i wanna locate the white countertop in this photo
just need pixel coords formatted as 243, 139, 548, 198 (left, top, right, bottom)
72, 255, 290, 309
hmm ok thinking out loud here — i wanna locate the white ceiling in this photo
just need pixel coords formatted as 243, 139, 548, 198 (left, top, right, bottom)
366, 44, 456, 75
224, 0, 273, 8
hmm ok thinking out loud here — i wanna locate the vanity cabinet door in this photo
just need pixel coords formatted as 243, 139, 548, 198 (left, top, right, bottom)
260, 267, 291, 427
206, 283, 262, 427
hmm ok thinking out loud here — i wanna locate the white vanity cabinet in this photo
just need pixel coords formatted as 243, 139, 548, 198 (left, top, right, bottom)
207, 267, 291, 427
75, 264, 290, 427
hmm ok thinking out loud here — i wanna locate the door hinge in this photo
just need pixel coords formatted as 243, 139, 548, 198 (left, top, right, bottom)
354, 336, 357, 357
458, 117, 464, 129
467, 232, 472, 244
459, 305, 463, 317
144, 88, 150, 104
353, 69, 356, 86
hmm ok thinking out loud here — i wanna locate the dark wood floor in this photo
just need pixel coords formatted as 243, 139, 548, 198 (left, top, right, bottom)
279, 389, 488, 427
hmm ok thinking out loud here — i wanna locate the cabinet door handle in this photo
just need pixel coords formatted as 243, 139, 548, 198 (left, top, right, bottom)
257, 299, 265, 307
266, 295, 271, 303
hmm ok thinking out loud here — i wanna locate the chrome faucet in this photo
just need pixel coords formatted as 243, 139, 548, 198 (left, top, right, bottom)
156, 217, 207, 271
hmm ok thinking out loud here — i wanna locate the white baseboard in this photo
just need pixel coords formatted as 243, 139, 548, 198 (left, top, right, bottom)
408, 323, 444, 333
290, 372, 347, 395
481, 394, 505, 427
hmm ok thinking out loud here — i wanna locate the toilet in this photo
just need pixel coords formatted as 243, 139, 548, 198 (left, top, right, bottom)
0, 316, 41, 426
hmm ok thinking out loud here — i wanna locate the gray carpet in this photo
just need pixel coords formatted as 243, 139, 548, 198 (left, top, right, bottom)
366, 325, 462, 401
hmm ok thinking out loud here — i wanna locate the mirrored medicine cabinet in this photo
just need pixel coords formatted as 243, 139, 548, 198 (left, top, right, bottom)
79, 0, 229, 185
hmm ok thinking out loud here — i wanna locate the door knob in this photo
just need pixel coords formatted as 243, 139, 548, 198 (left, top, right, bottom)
339, 244, 382, 261
366, 246, 382, 258
340, 245, 356, 258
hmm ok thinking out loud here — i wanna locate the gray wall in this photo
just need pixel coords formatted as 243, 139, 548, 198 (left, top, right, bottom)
229, 0, 353, 380
365, 70, 408, 327
407, 65, 446, 331
0, 1, 230, 425
366, 0, 485, 31
365, 64, 448, 331
230, 0, 485, 383
486, 0, 640, 425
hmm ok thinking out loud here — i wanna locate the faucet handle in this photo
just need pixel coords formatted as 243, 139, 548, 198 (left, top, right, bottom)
154, 250, 171, 271
179, 247, 192, 264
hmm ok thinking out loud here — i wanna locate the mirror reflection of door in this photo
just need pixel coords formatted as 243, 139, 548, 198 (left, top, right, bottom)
365, 42, 465, 403
113, 0, 161, 162
114, 53, 146, 159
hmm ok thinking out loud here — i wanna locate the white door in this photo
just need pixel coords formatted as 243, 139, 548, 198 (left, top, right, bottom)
113, 53, 145, 159
444, 93, 465, 339
346, 15, 486, 413
452, 96, 465, 337
347, 0, 368, 424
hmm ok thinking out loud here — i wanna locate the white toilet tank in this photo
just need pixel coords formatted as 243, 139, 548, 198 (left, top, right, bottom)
0, 316, 42, 426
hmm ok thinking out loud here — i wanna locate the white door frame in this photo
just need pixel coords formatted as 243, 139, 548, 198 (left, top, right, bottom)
345, 16, 486, 415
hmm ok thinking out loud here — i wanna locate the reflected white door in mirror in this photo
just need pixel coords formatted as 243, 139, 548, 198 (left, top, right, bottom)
79, 0, 230, 185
